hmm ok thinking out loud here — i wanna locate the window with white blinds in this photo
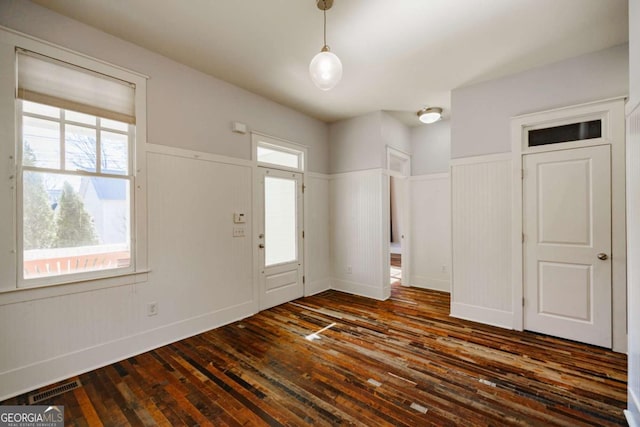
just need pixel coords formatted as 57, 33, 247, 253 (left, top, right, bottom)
14, 46, 144, 288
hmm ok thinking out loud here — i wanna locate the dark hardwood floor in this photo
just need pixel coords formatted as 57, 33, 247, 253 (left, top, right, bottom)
2, 285, 627, 426
391, 253, 401, 267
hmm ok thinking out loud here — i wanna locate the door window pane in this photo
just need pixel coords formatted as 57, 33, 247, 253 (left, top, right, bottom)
265, 176, 297, 266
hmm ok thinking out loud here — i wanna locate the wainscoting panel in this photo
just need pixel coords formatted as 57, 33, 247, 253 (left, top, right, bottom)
0, 147, 258, 400
410, 173, 451, 292
330, 169, 389, 300
450, 155, 513, 328
146, 152, 255, 314
305, 173, 331, 296
626, 102, 640, 426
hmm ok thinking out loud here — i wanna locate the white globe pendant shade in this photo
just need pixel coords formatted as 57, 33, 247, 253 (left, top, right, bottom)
309, 49, 343, 91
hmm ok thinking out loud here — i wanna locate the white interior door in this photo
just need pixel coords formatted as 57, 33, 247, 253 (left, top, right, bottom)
258, 168, 304, 310
523, 145, 611, 347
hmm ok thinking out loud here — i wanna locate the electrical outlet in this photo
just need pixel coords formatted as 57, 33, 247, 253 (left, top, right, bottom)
233, 227, 245, 237
147, 302, 158, 316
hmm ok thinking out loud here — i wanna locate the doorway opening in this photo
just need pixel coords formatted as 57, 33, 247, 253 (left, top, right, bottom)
387, 147, 411, 287
390, 176, 403, 285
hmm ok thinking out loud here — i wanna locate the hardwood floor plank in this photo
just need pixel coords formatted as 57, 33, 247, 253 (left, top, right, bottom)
2, 286, 627, 425
73, 385, 103, 427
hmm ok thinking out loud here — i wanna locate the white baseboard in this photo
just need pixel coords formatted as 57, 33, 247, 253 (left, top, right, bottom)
0, 300, 256, 401
627, 388, 640, 427
411, 275, 450, 292
332, 278, 389, 301
305, 278, 331, 297
450, 302, 513, 329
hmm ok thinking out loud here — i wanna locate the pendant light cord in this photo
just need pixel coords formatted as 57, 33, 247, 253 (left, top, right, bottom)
323, 5, 327, 47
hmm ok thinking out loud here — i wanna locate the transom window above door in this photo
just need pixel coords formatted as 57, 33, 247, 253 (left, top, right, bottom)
528, 119, 602, 147
252, 133, 305, 172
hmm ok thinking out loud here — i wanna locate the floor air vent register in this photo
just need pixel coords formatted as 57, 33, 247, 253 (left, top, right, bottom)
28, 379, 82, 404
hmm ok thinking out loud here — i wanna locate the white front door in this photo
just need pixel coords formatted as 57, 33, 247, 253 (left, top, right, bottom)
523, 144, 612, 347
258, 168, 304, 310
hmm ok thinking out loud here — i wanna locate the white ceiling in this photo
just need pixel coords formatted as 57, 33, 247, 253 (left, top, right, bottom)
32, 0, 628, 125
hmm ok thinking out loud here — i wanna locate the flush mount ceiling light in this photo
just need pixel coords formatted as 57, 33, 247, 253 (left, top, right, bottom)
417, 107, 443, 124
309, 0, 342, 91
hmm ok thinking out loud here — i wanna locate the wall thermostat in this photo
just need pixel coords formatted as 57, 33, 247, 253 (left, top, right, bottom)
233, 213, 246, 223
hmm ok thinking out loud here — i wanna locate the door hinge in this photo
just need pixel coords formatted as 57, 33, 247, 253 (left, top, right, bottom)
303, 275, 305, 284
521, 169, 525, 179
522, 233, 525, 243
302, 230, 305, 238
302, 185, 306, 193
522, 297, 525, 307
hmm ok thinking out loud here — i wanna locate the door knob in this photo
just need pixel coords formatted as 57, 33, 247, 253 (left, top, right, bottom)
597, 253, 608, 260
259, 244, 265, 249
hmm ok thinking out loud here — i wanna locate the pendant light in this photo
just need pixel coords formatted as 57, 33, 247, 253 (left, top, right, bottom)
309, 0, 342, 91
417, 107, 443, 124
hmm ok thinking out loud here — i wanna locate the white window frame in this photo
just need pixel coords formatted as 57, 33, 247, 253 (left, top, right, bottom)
0, 26, 148, 293
17, 101, 136, 287
252, 132, 306, 172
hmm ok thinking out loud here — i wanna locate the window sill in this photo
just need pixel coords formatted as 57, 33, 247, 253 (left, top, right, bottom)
0, 269, 150, 306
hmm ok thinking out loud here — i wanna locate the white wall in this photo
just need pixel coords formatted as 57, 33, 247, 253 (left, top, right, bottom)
627, 0, 640, 423
0, 1, 332, 400
448, 44, 629, 335
329, 111, 411, 174
450, 155, 513, 328
329, 111, 383, 174
410, 174, 450, 292
451, 44, 629, 159
411, 119, 451, 175
305, 173, 331, 296
328, 111, 411, 300
626, 101, 640, 426
630, 0, 640, 113
381, 112, 412, 157
0, 0, 329, 174
330, 170, 390, 300
0, 146, 260, 399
